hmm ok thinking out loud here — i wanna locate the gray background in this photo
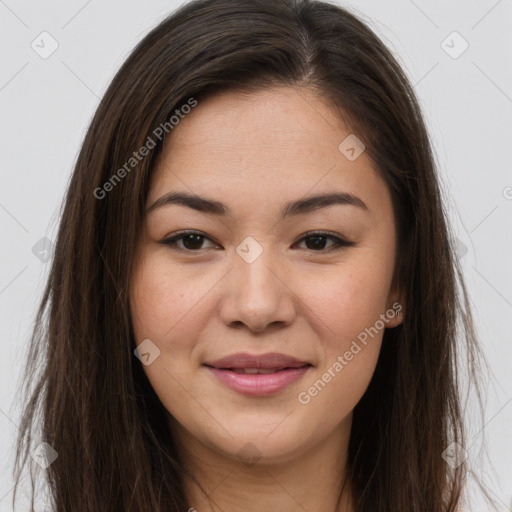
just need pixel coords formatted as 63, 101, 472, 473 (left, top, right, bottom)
0, 0, 511, 510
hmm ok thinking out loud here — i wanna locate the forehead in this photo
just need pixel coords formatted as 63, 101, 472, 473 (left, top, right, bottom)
147, 86, 391, 221
162, 86, 349, 159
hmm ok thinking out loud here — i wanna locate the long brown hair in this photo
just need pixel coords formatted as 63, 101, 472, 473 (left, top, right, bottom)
14, 0, 494, 510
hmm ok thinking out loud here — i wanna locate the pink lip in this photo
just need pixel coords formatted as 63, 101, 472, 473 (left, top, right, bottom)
207, 367, 311, 396
205, 352, 310, 370
204, 352, 312, 396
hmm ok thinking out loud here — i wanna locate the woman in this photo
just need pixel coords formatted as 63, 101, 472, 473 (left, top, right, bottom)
14, 0, 493, 510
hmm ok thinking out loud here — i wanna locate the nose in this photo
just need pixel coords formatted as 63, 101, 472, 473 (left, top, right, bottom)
218, 245, 297, 333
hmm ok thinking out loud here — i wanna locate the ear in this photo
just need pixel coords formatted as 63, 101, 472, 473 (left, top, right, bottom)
385, 283, 406, 328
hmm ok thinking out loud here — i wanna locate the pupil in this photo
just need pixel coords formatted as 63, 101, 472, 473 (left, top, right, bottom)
183, 234, 203, 250
307, 236, 326, 250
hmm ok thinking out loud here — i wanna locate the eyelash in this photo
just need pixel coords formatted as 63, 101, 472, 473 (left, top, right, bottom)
159, 230, 356, 253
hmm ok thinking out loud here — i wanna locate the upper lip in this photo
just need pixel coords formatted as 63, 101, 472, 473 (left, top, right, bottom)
204, 352, 311, 370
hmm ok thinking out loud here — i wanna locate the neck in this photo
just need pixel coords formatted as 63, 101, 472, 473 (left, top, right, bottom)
171, 417, 354, 512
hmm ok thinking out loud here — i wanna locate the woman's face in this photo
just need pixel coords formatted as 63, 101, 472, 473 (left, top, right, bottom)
130, 86, 404, 465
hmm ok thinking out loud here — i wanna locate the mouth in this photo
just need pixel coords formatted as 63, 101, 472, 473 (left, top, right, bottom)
204, 365, 311, 374
203, 353, 313, 396
204, 351, 311, 370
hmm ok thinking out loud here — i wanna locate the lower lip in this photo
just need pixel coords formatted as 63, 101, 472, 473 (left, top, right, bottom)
206, 366, 311, 396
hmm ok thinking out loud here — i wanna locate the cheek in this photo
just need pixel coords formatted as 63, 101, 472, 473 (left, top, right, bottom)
129, 250, 230, 403
130, 252, 213, 342
295, 251, 394, 399
303, 254, 394, 343
129, 253, 213, 414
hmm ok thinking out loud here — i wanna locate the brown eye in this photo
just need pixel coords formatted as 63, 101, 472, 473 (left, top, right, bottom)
160, 230, 355, 253
295, 232, 356, 252
160, 231, 218, 251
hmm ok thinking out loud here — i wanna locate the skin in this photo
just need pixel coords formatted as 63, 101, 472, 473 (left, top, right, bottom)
129, 86, 405, 512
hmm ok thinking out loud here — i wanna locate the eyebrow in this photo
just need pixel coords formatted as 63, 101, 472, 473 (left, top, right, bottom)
145, 191, 369, 217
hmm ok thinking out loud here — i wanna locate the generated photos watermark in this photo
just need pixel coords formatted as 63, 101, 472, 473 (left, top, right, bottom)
93, 97, 198, 200
297, 301, 402, 405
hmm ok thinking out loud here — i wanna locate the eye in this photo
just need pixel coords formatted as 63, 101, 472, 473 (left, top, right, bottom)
294, 231, 356, 252
160, 230, 219, 251
160, 230, 355, 253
